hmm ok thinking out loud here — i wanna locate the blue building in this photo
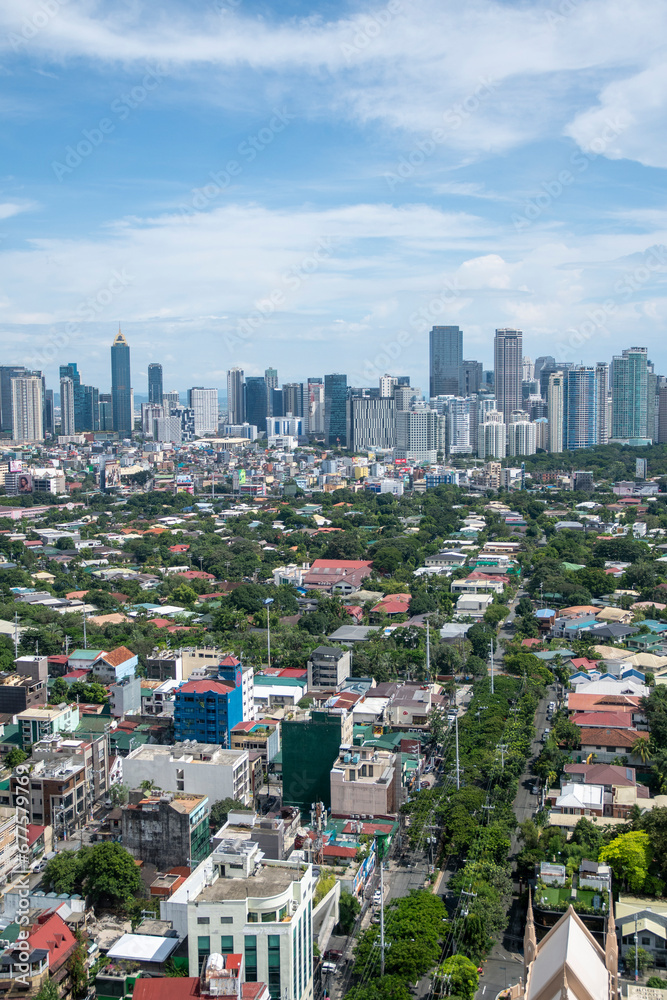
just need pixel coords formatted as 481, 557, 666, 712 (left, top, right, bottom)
173, 677, 243, 747
324, 373, 347, 447
111, 329, 132, 436
564, 366, 597, 450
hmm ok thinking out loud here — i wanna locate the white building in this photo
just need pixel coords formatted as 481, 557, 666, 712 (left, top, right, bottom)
508, 419, 537, 457
161, 844, 314, 999
272, 564, 309, 587
268, 416, 304, 438
223, 423, 258, 441
60, 377, 75, 436
188, 387, 218, 436
478, 411, 506, 459
548, 371, 565, 454
455, 593, 495, 618
11, 376, 44, 442
122, 743, 251, 805
395, 407, 439, 462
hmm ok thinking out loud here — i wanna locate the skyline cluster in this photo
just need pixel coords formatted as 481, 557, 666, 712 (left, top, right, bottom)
0, 0, 666, 387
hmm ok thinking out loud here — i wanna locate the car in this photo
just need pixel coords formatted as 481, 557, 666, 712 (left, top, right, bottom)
322, 961, 337, 975
324, 950, 342, 962
373, 889, 382, 904
104, 799, 113, 809
531, 785, 540, 796
548, 702, 556, 712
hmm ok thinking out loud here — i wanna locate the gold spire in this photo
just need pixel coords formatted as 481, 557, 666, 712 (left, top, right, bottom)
113, 325, 128, 347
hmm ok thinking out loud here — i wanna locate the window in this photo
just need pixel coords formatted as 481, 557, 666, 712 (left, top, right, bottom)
642, 937, 652, 946
220, 917, 233, 924
262, 911, 276, 923
268, 935, 281, 1000
247, 912, 258, 923
245, 935, 257, 983
197, 917, 210, 925
220, 936, 234, 955
197, 936, 210, 975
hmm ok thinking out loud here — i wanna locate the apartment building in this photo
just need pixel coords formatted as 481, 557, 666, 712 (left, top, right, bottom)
330, 745, 398, 818
122, 743, 251, 806
122, 791, 210, 870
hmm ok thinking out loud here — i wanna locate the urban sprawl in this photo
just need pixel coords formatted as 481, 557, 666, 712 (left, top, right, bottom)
3, 325, 667, 1000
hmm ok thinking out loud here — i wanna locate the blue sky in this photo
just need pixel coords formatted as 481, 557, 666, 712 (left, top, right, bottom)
1, 0, 667, 395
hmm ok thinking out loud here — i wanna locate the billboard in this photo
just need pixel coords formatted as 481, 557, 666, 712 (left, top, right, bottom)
17, 474, 32, 494
102, 461, 121, 490
9, 461, 22, 473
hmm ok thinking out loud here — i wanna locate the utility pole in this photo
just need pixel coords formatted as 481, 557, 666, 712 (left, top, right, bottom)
635, 912, 639, 982
380, 858, 385, 976
426, 618, 430, 682
82, 605, 87, 650
490, 638, 494, 695
498, 744, 508, 769
455, 713, 460, 790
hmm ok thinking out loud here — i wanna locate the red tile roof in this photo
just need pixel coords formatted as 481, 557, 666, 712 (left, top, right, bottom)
28, 913, 77, 974
578, 727, 640, 748
572, 711, 636, 729
177, 679, 234, 695
100, 646, 136, 667
310, 559, 373, 570
323, 844, 357, 858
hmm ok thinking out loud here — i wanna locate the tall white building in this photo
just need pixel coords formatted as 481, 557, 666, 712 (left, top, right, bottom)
379, 374, 398, 398
60, 377, 75, 436
308, 380, 324, 434
11, 376, 43, 442
188, 387, 218, 436
141, 403, 163, 437
547, 371, 565, 454
227, 368, 245, 424
508, 420, 537, 456
395, 407, 439, 462
478, 411, 506, 459
596, 361, 609, 445
494, 328, 523, 424
346, 396, 395, 450
447, 398, 472, 454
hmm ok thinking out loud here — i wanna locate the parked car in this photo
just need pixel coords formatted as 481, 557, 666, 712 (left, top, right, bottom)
373, 889, 382, 905
531, 785, 540, 796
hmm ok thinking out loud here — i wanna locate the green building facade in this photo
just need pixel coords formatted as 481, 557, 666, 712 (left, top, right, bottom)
281, 710, 350, 814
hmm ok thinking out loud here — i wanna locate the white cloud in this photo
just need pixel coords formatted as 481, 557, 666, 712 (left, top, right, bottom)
0, 201, 36, 220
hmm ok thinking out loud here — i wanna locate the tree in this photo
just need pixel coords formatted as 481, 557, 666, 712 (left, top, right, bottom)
636, 947, 654, 974
345, 976, 412, 1000
632, 734, 653, 764
68, 942, 88, 998
599, 831, 651, 893
210, 797, 246, 830
50, 677, 69, 702
433, 955, 479, 1000
338, 889, 361, 934
35, 983, 60, 1000
81, 843, 143, 906
43, 850, 83, 894
110, 783, 129, 806
5, 748, 27, 768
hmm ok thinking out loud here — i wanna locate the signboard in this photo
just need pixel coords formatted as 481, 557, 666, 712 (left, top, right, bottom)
17, 474, 32, 494
102, 461, 121, 490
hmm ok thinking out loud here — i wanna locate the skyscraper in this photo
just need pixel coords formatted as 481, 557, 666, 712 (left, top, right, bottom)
547, 371, 564, 454
60, 377, 76, 435
379, 375, 398, 398
244, 377, 268, 434
308, 378, 325, 435
396, 407, 439, 462
227, 368, 245, 424
0, 367, 28, 434
611, 347, 648, 441
11, 375, 44, 442
429, 326, 463, 397
508, 419, 537, 456
564, 366, 597, 450
148, 363, 163, 405
595, 362, 609, 445
459, 360, 483, 396
347, 396, 396, 451
111, 329, 132, 436
324, 373, 347, 447
478, 411, 506, 459
187, 387, 218, 436
494, 328, 523, 425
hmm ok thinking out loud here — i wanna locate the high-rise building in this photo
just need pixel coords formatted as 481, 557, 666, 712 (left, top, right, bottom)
0, 367, 29, 434
395, 406, 439, 462
264, 367, 278, 417
429, 326, 463, 397
647, 368, 658, 444
447, 398, 472, 454
308, 378, 325, 435
379, 374, 398, 398
187, 387, 218, 436
44, 389, 54, 437
346, 396, 396, 451
324, 373, 347, 447
60, 377, 76, 435
595, 362, 609, 445
658, 384, 667, 444
282, 383, 307, 427
459, 360, 483, 396
508, 419, 537, 457
478, 411, 506, 459
81, 384, 99, 432
547, 372, 564, 454
564, 366, 597, 450
394, 385, 421, 411
494, 328, 523, 425
141, 403, 163, 438
163, 390, 180, 412
244, 377, 268, 434
611, 347, 648, 441
111, 329, 132, 436
99, 393, 113, 432
227, 368, 245, 424
11, 375, 44, 442
148, 363, 163, 405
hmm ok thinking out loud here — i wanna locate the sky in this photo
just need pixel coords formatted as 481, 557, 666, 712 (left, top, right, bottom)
1, 0, 667, 396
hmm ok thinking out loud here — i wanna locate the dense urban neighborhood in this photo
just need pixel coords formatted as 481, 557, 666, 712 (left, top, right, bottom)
2, 435, 667, 1000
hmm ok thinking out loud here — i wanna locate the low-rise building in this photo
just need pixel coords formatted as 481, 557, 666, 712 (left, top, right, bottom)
455, 593, 495, 618
122, 743, 251, 806
0, 807, 19, 885
330, 745, 397, 818
122, 790, 210, 869
10, 755, 87, 835
306, 646, 351, 690
231, 721, 280, 766
91, 645, 138, 684
160, 841, 314, 999
17, 703, 79, 747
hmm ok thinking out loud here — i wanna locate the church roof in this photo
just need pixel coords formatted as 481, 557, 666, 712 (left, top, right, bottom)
526, 906, 610, 1000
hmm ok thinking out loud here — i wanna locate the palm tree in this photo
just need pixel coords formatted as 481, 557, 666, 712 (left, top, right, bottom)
632, 734, 653, 765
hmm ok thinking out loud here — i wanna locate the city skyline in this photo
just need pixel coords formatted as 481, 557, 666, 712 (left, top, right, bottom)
0, 1, 666, 387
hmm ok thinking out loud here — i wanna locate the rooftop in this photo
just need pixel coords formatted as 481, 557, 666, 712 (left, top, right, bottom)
197, 862, 305, 902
